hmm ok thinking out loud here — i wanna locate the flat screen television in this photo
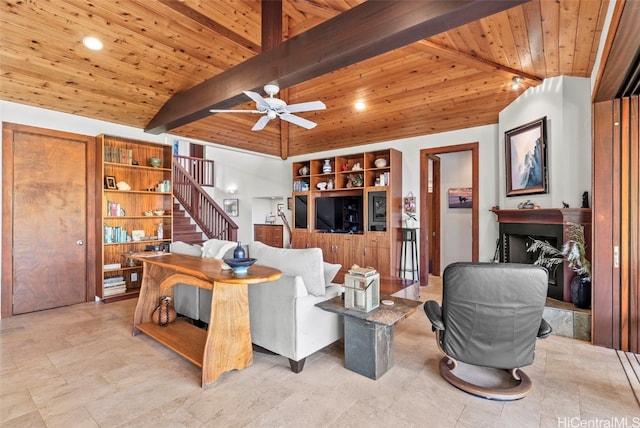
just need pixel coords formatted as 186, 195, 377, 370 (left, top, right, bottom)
315, 195, 363, 232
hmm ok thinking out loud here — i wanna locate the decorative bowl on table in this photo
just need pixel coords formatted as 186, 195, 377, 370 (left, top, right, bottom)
223, 258, 257, 275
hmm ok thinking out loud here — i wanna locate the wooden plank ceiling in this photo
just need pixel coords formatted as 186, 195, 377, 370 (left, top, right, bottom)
0, 0, 609, 158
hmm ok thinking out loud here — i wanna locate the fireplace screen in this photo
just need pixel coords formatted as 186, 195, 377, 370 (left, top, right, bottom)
500, 223, 563, 301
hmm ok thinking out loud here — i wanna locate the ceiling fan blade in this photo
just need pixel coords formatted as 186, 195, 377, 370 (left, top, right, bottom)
285, 101, 326, 113
251, 115, 271, 131
279, 113, 317, 129
209, 109, 261, 114
243, 90, 270, 110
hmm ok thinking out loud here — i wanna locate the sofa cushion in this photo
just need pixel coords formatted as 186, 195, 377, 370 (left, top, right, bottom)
323, 262, 341, 285
249, 241, 325, 296
170, 241, 202, 257
202, 239, 237, 259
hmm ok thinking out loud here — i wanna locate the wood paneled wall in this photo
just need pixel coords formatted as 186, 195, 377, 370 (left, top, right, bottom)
592, 96, 640, 352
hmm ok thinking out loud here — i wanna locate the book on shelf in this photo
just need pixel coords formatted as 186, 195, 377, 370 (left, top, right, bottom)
103, 285, 127, 296
104, 263, 121, 270
104, 275, 124, 284
104, 281, 126, 289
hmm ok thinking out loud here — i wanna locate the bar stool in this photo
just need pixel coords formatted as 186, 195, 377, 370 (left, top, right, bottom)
399, 228, 419, 281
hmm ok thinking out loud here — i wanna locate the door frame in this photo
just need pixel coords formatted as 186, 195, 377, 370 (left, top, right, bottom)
427, 154, 441, 276
419, 143, 479, 285
2, 123, 97, 317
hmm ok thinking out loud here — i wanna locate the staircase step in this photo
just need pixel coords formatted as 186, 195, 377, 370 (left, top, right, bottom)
173, 232, 204, 245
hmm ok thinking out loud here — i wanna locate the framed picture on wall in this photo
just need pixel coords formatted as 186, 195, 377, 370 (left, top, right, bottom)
223, 199, 239, 217
505, 117, 548, 197
448, 188, 472, 208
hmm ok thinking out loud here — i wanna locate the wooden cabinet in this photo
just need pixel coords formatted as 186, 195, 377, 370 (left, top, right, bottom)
291, 229, 313, 249
97, 135, 173, 302
313, 233, 364, 282
364, 232, 391, 278
254, 224, 283, 248
291, 149, 402, 280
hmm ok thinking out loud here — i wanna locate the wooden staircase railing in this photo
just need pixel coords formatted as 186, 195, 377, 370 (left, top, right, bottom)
172, 158, 238, 241
174, 155, 215, 187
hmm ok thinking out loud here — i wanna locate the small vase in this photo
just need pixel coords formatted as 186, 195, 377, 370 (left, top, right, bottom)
327, 178, 334, 190
298, 165, 309, 176
570, 274, 591, 309
152, 296, 177, 327
234, 241, 246, 259
322, 159, 332, 173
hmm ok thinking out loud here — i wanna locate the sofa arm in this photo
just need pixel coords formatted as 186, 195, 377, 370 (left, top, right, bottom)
248, 274, 310, 359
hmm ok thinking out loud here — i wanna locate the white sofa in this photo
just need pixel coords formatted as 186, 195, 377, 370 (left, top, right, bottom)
170, 239, 344, 373
247, 241, 344, 373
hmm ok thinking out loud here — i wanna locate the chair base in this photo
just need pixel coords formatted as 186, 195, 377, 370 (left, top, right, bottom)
438, 357, 532, 401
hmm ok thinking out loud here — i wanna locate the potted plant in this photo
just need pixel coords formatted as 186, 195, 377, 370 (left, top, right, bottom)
404, 212, 418, 229
527, 222, 591, 308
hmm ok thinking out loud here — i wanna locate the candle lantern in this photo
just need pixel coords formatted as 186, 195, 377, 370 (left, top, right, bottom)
344, 267, 380, 312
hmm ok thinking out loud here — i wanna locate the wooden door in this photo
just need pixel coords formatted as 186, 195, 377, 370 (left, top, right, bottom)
2, 124, 94, 315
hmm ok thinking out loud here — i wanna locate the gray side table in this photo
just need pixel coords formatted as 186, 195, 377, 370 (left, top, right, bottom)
316, 296, 421, 380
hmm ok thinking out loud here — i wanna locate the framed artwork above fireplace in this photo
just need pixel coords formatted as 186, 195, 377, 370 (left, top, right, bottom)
505, 117, 548, 197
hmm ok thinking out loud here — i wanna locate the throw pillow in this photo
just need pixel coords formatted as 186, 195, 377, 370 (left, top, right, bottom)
170, 241, 202, 257
201, 239, 237, 259
323, 262, 341, 285
249, 241, 325, 296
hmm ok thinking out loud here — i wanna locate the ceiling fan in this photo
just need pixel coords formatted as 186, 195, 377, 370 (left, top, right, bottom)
209, 84, 326, 131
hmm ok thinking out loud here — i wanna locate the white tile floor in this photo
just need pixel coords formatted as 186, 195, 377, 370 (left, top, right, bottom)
1, 278, 638, 427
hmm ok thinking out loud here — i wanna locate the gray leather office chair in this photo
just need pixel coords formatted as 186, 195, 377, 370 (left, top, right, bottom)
424, 262, 552, 400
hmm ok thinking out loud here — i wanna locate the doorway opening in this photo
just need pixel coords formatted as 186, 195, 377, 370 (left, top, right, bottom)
419, 143, 479, 286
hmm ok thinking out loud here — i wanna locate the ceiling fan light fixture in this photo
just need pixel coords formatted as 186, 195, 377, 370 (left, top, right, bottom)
511, 75, 524, 90
82, 36, 103, 51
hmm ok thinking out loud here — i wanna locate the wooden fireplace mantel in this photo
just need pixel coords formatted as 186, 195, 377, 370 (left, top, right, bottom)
491, 208, 592, 225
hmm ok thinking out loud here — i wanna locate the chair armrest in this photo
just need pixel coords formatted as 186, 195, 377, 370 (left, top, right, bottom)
424, 300, 444, 331
537, 318, 553, 339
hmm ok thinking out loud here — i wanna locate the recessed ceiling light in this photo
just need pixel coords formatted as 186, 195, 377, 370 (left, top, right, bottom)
83, 36, 103, 51
511, 75, 524, 90
355, 101, 366, 111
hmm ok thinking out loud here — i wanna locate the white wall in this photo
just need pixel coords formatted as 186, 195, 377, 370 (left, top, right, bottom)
498, 76, 592, 209
440, 151, 473, 270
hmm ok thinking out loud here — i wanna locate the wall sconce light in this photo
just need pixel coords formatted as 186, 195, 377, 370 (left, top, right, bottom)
511, 75, 524, 90
227, 187, 238, 194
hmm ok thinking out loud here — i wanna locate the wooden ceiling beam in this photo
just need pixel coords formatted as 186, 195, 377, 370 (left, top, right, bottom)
262, 0, 282, 51
157, 0, 260, 51
145, 0, 527, 135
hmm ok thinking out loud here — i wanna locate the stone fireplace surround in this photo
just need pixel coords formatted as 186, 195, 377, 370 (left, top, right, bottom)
493, 209, 592, 340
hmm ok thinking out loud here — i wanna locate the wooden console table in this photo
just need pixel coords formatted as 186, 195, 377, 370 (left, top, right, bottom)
130, 253, 281, 387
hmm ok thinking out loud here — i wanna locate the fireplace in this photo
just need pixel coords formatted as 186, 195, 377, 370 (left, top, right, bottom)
493, 209, 591, 303
500, 222, 564, 300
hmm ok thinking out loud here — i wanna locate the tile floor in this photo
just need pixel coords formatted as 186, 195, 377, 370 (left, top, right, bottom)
1, 278, 638, 427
